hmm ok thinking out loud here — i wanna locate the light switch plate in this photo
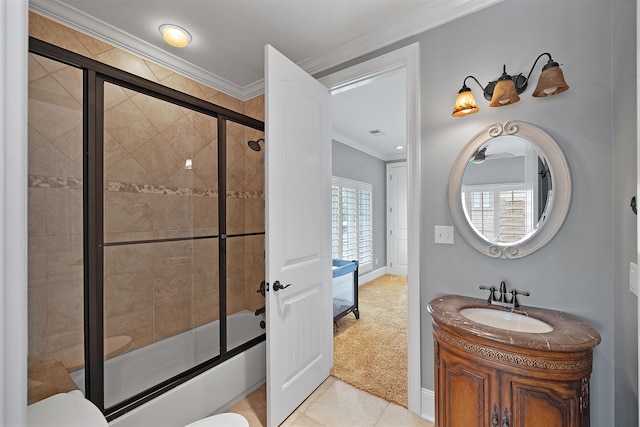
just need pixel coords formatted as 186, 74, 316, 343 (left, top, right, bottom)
435, 226, 454, 244
630, 262, 638, 296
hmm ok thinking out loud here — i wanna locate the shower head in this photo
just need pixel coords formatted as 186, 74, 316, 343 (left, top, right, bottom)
247, 138, 264, 152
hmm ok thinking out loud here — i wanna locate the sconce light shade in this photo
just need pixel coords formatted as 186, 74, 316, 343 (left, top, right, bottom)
452, 53, 569, 117
452, 87, 479, 117
532, 62, 569, 97
489, 70, 520, 107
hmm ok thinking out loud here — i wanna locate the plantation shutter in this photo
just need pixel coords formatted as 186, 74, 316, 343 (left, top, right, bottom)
465, 184, 528, 243
331, 177, 373, 273
341, 187, 358, 260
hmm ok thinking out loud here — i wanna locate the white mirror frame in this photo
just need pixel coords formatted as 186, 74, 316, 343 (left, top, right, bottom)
448, 120, 571, 259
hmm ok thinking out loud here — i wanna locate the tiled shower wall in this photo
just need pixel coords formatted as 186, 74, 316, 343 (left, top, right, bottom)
27, 12, 265, 363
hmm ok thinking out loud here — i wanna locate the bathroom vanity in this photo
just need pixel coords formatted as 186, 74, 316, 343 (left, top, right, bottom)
428, 295, 601, 427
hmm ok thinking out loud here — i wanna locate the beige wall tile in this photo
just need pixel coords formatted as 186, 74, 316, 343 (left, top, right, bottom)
131, 92, 186, 132
104, 268, 153, 317
104, 192, 153, 237
28, 237, 47, 285
95, 48, 159, 82
46, 279, 84, 333
146, 61, 175, 82
104, 98, 159, 153
151, 194, 194, 234
193, 258, 219, 295
132, 134, 184, 184
28, 54, 48, 82
154, 297, 192, 340
29, 78, 82, 142
52, 126, 83, 176
192, 238, 218, 263
104, 244, 154, 275
28, 188, 46, 237
46, 234, 83, 282
193, 195, 218, 232
28, 285, 47, 359
192, 144, 218, 188
103, 82, 129, 110
154, 263, 192, 305
162, 113, 214, 158
159, 73, 207, 100
45, 326, 84, 356
164, 168, 207, 189
28, 125, 49, 154
244, 95, 265, 121
28, 141, 80, 180
51, 66, 84, 105
103, 131, 130, 171
193, 290, 219, 328
105, 155, 155, 184
29, 13, 93, 58
46, 188, 83, 236
105, 308, 154, 350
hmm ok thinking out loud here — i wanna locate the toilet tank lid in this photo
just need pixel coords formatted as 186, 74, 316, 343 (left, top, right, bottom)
28, 392, 108, 427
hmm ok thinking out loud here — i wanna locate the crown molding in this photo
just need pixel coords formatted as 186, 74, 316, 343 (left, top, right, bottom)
29, 0, 255, 100
29, 0, 502, 101
298, 0, 504, 76
332, 132, 405, 162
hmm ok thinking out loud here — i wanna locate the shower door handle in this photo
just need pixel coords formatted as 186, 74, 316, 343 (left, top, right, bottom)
273, 281, 292, 292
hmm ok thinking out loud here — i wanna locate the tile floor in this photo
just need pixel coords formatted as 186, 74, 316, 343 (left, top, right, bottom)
229, 376, 434, 427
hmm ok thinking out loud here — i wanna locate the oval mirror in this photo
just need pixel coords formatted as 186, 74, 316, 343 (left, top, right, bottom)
448, 121, 571, 259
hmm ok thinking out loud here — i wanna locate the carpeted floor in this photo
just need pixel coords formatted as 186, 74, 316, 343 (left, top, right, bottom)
330, 274, 408, 408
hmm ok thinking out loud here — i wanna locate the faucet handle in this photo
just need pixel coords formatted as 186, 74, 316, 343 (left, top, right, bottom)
479, 285, 498, 304
509, 289, 530, 309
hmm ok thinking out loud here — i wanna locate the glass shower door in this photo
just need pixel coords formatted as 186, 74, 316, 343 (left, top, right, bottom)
100, 82, 220, 407
27, 53, 85, 404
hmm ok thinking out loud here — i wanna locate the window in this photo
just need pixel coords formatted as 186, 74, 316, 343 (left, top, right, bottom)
331, 177, 373, 274
463, 183, 529, 243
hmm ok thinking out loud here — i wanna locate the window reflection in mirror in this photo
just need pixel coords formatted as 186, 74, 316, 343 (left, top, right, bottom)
460, 136, 553, 245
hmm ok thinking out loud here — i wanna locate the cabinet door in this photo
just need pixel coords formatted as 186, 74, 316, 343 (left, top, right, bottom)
501, 373, 581, 427
437, 346, 498, 427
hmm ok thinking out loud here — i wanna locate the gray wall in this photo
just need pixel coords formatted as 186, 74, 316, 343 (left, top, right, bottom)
319, 0, 630, 425
612, 0, 638, 425
332, 140, 388, 271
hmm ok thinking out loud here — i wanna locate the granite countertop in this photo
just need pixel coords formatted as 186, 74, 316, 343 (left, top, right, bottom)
427, 295, 601, 352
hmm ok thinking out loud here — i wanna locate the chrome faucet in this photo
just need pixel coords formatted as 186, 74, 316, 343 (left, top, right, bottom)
479, 281, 529, 309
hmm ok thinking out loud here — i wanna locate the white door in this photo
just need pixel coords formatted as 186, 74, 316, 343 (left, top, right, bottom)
387, 162, 408, 276
264, 45, 333, 427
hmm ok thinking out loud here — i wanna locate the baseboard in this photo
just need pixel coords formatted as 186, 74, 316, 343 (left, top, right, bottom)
358, 266, 388, 285
421, 387, 435, 422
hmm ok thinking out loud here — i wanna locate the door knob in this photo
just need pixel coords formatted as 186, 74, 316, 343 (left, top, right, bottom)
273, 280, 292, 291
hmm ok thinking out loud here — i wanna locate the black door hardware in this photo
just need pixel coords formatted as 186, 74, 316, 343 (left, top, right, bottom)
273, 281, 292, 291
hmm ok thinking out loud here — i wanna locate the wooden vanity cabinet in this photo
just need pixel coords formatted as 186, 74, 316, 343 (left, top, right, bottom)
434, 324, 593, 427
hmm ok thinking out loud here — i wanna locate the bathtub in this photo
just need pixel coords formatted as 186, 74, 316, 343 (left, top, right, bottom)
70, 310, 266, 427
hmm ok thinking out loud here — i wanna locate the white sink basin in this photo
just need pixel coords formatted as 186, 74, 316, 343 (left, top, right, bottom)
460, 307, 553, 333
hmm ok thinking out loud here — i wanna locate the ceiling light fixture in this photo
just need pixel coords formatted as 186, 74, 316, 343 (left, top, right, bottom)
452, 52, 569, 117
159, 24, 192, 48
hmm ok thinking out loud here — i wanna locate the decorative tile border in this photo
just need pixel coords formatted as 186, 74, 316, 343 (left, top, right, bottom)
108, 181, 263, 199
28, 176, 264, 199
29, 175, 83, 189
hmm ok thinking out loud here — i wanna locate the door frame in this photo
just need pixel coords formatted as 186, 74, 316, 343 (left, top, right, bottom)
319, 42, 422, 415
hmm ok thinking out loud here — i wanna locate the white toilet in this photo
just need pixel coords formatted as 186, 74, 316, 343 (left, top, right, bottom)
27, 390, 249, 427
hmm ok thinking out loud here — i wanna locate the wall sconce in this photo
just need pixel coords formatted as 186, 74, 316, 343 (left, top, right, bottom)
452, 52, 569, 117
184, 159, 193, 170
